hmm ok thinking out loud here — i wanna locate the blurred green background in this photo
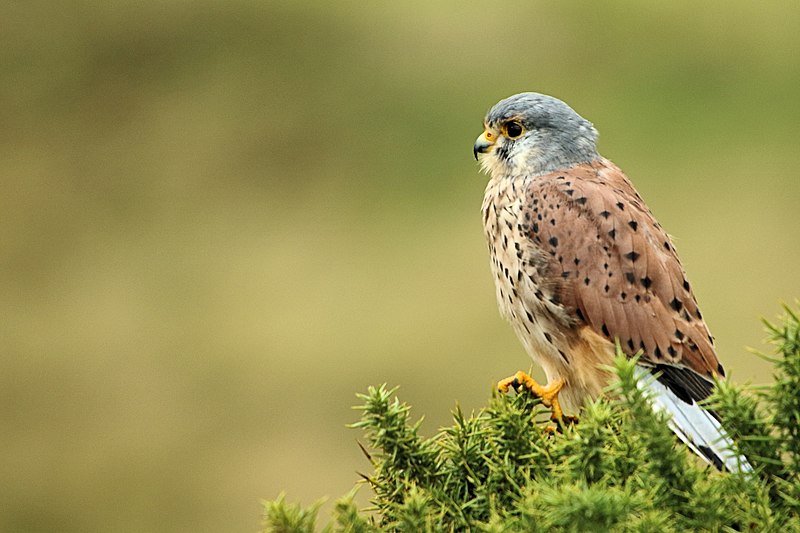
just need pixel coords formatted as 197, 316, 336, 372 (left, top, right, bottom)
1, 1, 798, 531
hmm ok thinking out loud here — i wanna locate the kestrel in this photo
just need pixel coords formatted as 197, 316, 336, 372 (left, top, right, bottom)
474, 92, 749, 472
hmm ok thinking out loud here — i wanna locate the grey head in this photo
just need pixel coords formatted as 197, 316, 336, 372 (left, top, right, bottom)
474, 92, 599, 177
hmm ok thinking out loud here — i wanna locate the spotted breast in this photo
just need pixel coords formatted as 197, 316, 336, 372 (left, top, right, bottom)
482, 170, 614, 411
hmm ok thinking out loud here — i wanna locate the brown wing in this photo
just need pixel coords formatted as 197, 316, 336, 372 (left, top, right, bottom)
526, 159, 722, 379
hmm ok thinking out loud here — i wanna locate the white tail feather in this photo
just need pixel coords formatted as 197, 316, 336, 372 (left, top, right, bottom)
633, 365, 752, 474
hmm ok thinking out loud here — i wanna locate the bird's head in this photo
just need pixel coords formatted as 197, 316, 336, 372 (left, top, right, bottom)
474, 92, 600, 178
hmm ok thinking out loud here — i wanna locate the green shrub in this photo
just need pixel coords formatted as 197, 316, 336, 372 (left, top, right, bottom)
263, 304, 800, 532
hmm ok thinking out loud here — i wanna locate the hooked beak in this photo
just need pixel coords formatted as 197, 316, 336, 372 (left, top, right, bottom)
473, 130, 496, 160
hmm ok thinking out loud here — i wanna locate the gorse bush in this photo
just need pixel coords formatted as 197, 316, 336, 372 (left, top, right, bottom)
263, 305, 800, 532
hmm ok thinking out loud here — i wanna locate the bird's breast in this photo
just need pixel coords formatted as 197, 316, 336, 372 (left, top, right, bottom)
482, 177, 574, 369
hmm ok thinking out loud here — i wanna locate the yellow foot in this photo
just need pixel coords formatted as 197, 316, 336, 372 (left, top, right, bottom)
498, 371, 576, 425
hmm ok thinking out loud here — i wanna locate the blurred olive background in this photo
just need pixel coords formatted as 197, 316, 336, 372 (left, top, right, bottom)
1, 1, 798, 531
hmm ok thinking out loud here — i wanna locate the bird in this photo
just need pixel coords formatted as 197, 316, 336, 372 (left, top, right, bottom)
473, 92, 749, 473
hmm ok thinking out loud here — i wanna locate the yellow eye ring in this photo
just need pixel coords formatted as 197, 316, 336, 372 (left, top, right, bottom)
485, 131, 495, 140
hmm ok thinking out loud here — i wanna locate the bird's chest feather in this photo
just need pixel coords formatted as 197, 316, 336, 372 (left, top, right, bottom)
481, 175, 613, 411
481, 178, 530, 320
481, 177, 573, 365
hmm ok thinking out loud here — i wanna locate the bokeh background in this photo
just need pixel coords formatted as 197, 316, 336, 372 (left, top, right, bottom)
2, 1, 798, 531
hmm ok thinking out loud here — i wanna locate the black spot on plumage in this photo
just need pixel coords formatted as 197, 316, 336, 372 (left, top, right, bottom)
696, 309, 703, 320
664, 241, 671, 251
549, 237, 559, 247
604, 284, 610, 293
627, 338, 635, 351
635, 294, 641, 302
576, 308, 585, 321
620, 291, 627, 300
599, 210, 611, 219
624, 251, 640, 262
544, 331, 553, 344
654, 346, 663, 359
675, 329, 684, 340
608, 228, 617, 239
641, 276, 652, 289
584, 277, 590, 286
550, 218, 556, 226
683, 279, 690, 291
717, 363, 726, 376
533, 222, 539, 233
574, 257, 580, 266
565, 189, 574, 196
628, 220, 639, 231
526, 310, 534, 323
561, 271, 570, 279
616, 202, 625, 210
601, 324, 610, 337
670, 298, 683, 312
625, 272, 636, 284
667, 346, 677, 357
575, 197, 588, 205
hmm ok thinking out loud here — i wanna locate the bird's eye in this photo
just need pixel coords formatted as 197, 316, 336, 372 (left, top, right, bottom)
505, 121, 524, 138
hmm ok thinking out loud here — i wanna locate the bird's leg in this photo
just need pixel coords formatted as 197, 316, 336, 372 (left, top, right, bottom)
498, 371, 576, 425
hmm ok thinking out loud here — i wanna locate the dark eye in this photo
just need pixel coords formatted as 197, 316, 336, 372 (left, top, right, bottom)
505, 121, 523, 138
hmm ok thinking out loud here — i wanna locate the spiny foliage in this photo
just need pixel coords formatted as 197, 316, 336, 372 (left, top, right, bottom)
263, 304, 800, 532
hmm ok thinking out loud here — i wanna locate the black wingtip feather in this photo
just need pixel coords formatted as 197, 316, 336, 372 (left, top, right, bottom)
652, 364, 721, 421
